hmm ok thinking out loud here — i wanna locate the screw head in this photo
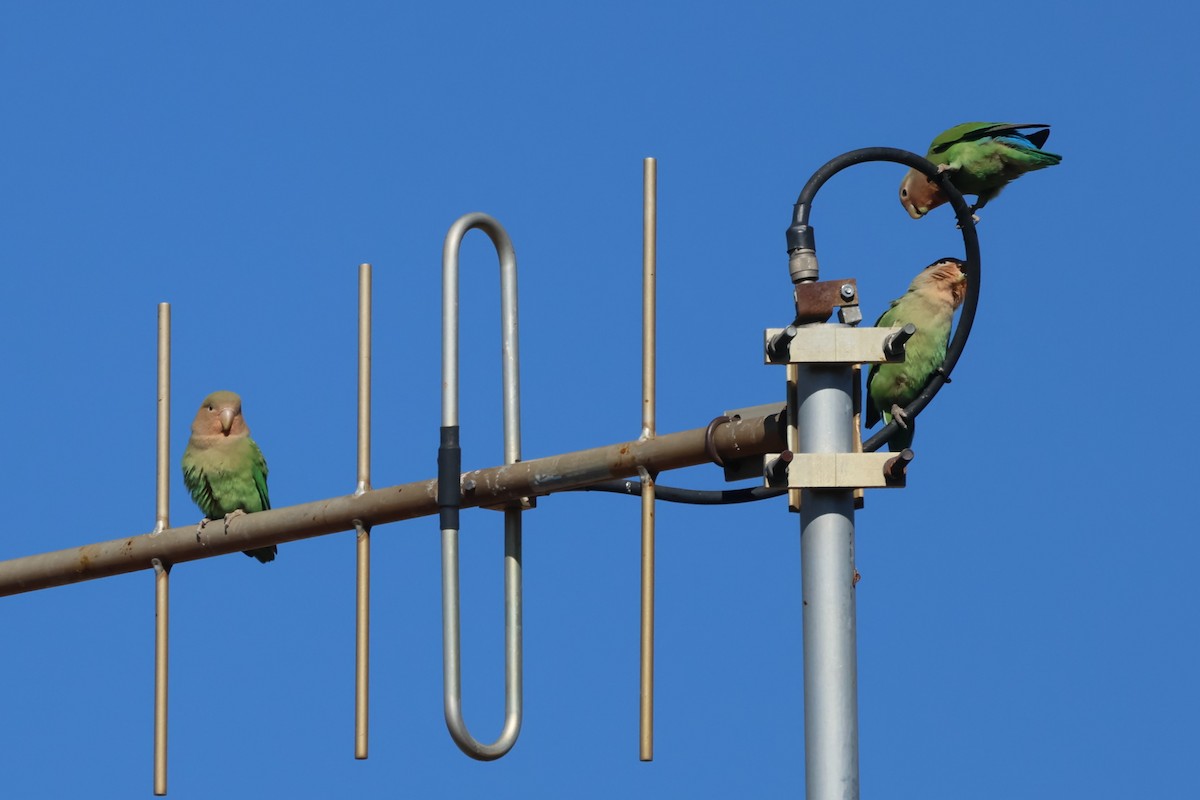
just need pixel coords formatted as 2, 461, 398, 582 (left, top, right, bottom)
840, 283, 855, 301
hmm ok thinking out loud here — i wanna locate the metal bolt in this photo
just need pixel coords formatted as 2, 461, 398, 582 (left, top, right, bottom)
838, 305, 863, 327
767, 325, 798, 361
839, 283, 855, 301
883, 322, 918, 359
884, 448, 914, 483
764, 450, 794, 485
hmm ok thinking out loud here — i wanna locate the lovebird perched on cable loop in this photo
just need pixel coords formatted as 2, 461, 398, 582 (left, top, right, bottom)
866, 258, 967, 452
182, 390, 276, 563
899, 122, 1062, 220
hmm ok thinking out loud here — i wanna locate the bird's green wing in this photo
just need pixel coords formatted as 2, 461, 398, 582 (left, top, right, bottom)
927, 122, 988, 155
864, 301, 902, 429
928, 122, 1050, 155
250, 440, 270, 511
181, 455, 215, 518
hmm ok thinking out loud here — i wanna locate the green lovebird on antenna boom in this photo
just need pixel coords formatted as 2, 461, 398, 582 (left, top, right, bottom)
866, 258, 967, 452
182, 390, 276, 563
899, 122, 1062, 220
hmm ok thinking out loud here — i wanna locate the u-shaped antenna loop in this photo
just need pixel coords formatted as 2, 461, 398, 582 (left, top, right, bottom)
439, 212, 523, 761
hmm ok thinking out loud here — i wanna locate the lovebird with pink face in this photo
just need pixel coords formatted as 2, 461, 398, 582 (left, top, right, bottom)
181, 390, 276, 563
866, 258, 968, 451
899, 122, 1061, 220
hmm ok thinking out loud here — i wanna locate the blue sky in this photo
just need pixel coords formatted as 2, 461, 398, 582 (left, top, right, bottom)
1, 2, 1195, 798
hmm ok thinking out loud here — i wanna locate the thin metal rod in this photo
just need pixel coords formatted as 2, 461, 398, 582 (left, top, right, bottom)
153, 302, 170, 797
354, 521, 369, 759
639, 157, 656, 762
440, 212, 523, 760
357, 263, 372, 496
0, 410, 786, 597
638, 470, 654, 759
354, 263, 372, 760
152, 558, 169, 796
155, 303, 170, 535
796, 362, 859, 800
642, 160, 656, 442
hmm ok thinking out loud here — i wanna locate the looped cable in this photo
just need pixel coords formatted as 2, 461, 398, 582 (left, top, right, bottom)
785, 147, 981, 453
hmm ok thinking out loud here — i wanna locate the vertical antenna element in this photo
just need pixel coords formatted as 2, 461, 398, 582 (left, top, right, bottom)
639, 157, 657, 762
152, 558, 169, 796
155, 304, 170, 536
354, 263, 372, 760
357, 263, 372, 495
152, 302, 170, 796
439, 213, 524, 760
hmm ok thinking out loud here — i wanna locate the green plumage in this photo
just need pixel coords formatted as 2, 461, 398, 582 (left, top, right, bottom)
181, 391, 276, 563
182, 436, 270, 516
866, 259, 967, 451
927, 122, 1062, 211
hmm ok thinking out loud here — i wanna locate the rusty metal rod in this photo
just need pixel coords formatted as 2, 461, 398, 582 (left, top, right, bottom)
354, 262, 372, 760
0, 411, 785, 597
639, 157, 657, 763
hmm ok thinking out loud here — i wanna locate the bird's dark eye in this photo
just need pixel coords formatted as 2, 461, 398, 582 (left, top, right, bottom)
901, 188, 908, 197
207, 405, 213, 411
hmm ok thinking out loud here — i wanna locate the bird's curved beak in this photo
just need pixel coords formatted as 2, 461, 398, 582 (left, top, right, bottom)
219, 407, 235, 434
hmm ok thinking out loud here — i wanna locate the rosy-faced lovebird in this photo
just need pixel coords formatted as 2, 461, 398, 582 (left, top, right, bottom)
181, 390, 276, 563
866, 258, 967, 451
899, 122, 1062, 219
